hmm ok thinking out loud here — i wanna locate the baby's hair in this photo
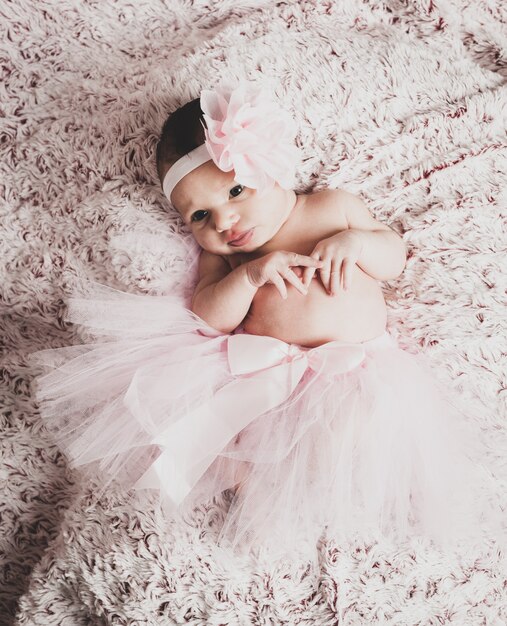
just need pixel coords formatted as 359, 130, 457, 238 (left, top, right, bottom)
156, 98, 207, 188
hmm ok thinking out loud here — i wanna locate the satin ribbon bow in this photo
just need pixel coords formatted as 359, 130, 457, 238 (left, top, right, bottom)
133, 334, 366, 505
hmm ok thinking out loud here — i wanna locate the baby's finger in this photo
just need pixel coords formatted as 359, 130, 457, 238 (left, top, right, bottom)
283, 269, 308, 295
329, 259, 342, 296
341, 257, 353, 291
301, 252, 322, 287
301, 266, 316, 289
270, 274, 288, 299
319, 259, 331, 293
297, 255, 324, 268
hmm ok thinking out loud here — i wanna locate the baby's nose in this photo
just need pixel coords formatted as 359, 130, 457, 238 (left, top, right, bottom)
216, 214, 239, 233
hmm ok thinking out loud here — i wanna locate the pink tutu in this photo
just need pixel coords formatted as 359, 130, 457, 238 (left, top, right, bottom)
30, 281, 505, 559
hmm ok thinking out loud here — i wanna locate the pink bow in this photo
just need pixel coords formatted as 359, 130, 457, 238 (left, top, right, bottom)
133, 335, 366, 504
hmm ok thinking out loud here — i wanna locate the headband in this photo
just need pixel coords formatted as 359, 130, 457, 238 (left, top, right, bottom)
162, 144, 211, 203
162, 79, 300, 205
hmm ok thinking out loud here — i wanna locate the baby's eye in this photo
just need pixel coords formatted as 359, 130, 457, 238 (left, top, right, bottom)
229, 184, 244, 198
190, 210, 208, 223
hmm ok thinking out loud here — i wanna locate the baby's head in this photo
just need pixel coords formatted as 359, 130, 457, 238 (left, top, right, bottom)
156, 82, 300, 255
155, 97, 204, 189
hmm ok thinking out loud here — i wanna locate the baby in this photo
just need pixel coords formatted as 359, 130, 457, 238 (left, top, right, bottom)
30, 81, 500, 560
156, 86, 407, 347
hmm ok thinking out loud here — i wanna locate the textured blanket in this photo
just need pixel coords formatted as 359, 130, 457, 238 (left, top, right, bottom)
2, 0, 507, 624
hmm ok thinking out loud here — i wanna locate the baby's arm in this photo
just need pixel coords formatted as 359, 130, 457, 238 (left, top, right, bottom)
301, 190, 406, 291
340, 190, 406, 280
191, 251, 257, 333
191, 249, 323, 333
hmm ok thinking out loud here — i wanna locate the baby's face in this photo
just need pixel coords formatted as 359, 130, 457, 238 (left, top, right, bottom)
170, 161, 296, 255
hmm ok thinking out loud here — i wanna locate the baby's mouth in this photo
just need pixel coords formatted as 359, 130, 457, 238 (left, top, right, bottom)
228, 228, 255, 247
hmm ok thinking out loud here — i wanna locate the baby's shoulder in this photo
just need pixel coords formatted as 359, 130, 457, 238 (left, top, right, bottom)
299, 188, 350, 229
303, 188, 353, 210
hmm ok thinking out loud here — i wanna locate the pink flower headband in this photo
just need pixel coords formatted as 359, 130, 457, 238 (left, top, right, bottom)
162, 80, 300, 204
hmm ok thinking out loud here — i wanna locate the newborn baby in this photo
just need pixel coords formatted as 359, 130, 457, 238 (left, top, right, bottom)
170, 160, 404, 347
29, 82, 499, 562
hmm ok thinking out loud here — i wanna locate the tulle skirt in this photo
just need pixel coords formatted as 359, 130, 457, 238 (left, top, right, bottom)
29, 282, 505, 559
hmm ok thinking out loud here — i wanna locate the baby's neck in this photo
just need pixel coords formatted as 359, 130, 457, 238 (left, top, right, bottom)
255, 190, 304, 254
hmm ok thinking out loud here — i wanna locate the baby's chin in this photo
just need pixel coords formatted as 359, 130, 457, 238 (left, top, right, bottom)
200, 235, 265, 256
203, 245, 259, 256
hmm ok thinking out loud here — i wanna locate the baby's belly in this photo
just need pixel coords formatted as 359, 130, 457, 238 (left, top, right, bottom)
243, 265, 387, 347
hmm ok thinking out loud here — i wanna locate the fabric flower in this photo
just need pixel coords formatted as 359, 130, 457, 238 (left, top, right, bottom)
200, 79, 300, 194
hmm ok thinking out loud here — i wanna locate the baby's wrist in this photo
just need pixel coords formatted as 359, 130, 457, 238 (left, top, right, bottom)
240, 263, 261, 291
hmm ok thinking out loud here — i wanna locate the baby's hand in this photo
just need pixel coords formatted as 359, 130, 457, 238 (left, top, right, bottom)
246, 251, 323, 299
302, 230, 363, 295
